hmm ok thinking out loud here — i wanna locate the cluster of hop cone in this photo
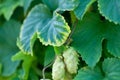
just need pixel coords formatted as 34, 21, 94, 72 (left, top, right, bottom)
52, 47, 79, 80
41, 47, 79, 80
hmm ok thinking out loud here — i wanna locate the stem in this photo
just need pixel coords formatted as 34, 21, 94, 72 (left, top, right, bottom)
65, 19, 78, 45
42, 56, 56, 80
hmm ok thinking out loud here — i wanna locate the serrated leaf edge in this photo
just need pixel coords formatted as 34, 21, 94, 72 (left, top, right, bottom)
37, 12, 71, 46
74, 38, 104, 68
18, 4, 71, 54
98, 0, 119, 24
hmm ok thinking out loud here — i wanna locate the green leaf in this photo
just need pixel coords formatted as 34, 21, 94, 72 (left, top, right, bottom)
33, 39, 46, 65
44, 46, 55, 66
42, 0, 79, 11
71, 13, 103, 67
19, 4, 71, 54
74, 0, 95, 20
0, 20, 21, 76
71, 12, 120, 67
98, 0, 120, 24
23, 0, 33, 13
0, 0, 23, 20
74, 67, 103, 80
12, 51, 36, 80
103, 58, 120, 80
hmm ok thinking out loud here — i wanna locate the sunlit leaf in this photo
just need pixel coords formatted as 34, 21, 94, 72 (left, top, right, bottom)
19, 4, 71, 54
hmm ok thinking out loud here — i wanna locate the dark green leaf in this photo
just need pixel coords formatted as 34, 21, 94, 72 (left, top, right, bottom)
71, 13, 103, 67
0, 20, 21, 76
71, 12, 120, 67
19, 4, 71, 54
28, 69, 39, 80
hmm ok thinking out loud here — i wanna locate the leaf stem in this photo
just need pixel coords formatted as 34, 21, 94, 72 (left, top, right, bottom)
42, 56, 56, 80
65, 19, 78, 45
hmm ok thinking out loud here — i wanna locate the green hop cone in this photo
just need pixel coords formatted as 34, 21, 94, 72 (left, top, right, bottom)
63, 47, 79, 74
52, 56, 65, 80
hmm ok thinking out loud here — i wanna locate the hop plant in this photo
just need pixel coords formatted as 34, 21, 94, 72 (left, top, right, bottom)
63, 47, 79, 74
52, 56, 65, 80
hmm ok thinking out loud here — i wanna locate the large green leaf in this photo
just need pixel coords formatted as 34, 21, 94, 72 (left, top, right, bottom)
42, 0, 79, 11
0, 0, 23, 20
103, 58, 120, 80
98, 0, 120, 24
74, 67, 103, 80
12, 51, 36, 80
74, 0, 95, 20
0, 20, 21, 76
19, 4, 71, 54
71, 12, 120, 67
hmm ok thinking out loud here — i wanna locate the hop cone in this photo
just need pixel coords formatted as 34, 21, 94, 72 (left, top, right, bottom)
63, 47, 79, 74
52, 56, 65, 80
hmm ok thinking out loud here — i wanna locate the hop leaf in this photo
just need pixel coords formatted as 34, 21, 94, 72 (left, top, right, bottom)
52, 56, 65, 80
63, 47, 79, 74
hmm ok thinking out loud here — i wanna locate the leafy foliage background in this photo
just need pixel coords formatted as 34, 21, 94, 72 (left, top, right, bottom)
0, 0, 120, 80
